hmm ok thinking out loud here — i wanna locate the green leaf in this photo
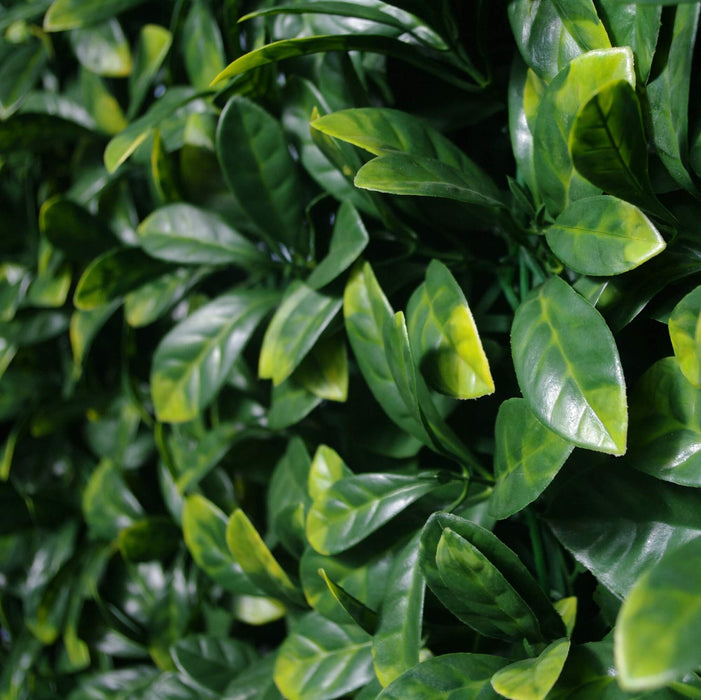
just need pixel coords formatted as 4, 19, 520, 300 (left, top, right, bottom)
259, 282, 342, 386
74, 248, 171, 310
406, 260, 494, 399
554, 597, 578, 638
546, 460, 701, 598
626, 357, 701, 487
267, 376, 323, 430
172, 635, 256, 694
44, 0, 144, 31
546, 195, 666, 275
308, 445, 353, 501
128, 24, 172, 119
570, 80, 664, 216
533, 47, 635, 216
294, 334, 349, 402
420, 512, 565, 642
80, 68, 128, 135
0, 38, 47, 119
274, 612, 374, 700
511, 275, 628, 455
150, 129, 181, 204
181, 494, 257, 594
182, 0, 226, 90
318, 568, 378, 634
645, 4, 700, 194
307, 201, 369, 290
669, 286, 701, 387
69, 19, 131, 77
118, 517, 180, 562
306, 472, 440, 555
491, 398, 574, 520
551, 0, 611, 51
226, 508, 305, 607
372, 532, 425, 687
151, 288, 278, 422
615, 537, 701, 691
216, 95, 305, 253
491, 639, 571, 700
378, 653, 508, 700
355, 152, 505, 213
138, 204, 266, 267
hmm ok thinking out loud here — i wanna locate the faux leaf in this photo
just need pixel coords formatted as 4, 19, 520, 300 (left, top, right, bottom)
268, 377, 323, 430
546, 195, 665, 275
550, 0, 611, 51
306, 472, 440, 555
491, 398, 574, 520
511, 275, 628, 455
294, 334, 349, 402
406, 260, 494, 399
615, 537, 701, 691
44, 0, 145, 31
274, 612, 374, 700
669, 286, 701, 387
308, 445, 353, 501
151, 288, 278, 422
0, 39, 48, 119
318, 568, 378, 634
128, 24, 172, 119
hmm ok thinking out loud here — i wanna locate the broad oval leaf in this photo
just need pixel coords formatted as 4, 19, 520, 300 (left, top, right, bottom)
69, 19, 131, 77
259, 282, 342, 386
216, 95, 305, 253
306, 472, 440, 555
491, 398, 574, 520
491, 639, 571, 700
138, 204, 265, 267
151, 288, 278, 422
551, 0, 611, 51
627, 357, 701, 487
308, 445, 353, 502
545, 196, 666, 276
44, 0, 145, 31
533, 47, 635, 216
511, 275, 628, 455
406, 259, 494, 399
273, 611, 374, 700
669, 286, 701, 388
378, 652, 508, 700
615, 537, 701, 691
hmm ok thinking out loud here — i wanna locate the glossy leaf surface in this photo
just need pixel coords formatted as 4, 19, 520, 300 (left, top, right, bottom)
546, 196, 665, 276
151, 289, 278, 422
669, 286, 701, 387
318, 568, 377, 634
511, 276, 627, 455
295, 334, 349, 402
308, 445, 353, 502
491, 398, 574, 520
551, 0, 611, 52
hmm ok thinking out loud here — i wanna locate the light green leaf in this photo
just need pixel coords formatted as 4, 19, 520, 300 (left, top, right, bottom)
533, 47, 635, 216
294, 334, 349, 402
491, 639, 571, 700
128, 24, 172, 119
308, 445, 353, 502
406, 259, 494, 399
511, 275, 628, 455
138, 204, 266, 267
69, 19, 131, 77
226, 508, 305, 607
181, 494, 257, 594
306, 472, 440, 555
80, 68, 128, 135
372, 532, 425, 687
669, 286, 701, 387
570, 80, 665, 216
627, 357, 701, 487
554, 597, 578, 638
615, 537, 701, 691
318, 568, 378, 634
0, 38, 47, 119
44, 0, 144, 31
150, 129, 181, 204
546, 195, 666, 275
259, 282, 342, 386
378, 653, 508, 700
182, 0, 226, 90
491, 398, 574, 520
551, 0, 611, 51
274, 612, 374, 700
216, 95, 305, 253
151, 288, 278, 422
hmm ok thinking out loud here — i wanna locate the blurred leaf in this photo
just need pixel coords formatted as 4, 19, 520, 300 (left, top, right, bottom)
69, 18, 132, 77
118, 517, 180, 562
44, 0, 145, 31
183, 0, 226, 90
128, 24, 172, 119
0, 38, 47, 119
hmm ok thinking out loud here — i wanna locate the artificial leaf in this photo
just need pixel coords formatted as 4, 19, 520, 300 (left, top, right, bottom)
0, 38, 47, 119
550, 0, 611, 51
294, 334, 349, 402
491, 398, 574, 520
308, 445, 353, 502
318, 568, 378, 634
669, 286, 701, 387
546, 196, 666, 276
44, 0, 144, 31
267, 376, 323, 430
511, 275, 628, 455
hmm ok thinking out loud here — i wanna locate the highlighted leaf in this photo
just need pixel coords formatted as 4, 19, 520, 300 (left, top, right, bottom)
669, 286, 701, 387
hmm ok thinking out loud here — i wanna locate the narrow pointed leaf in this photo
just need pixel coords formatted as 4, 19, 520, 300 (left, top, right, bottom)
226, 509, 305, 607
546, 196, 665, 275
627, 358, 701, 487
407, 260, 494, 399
308, 445, 353, 502
491, 398, 574, 520
151, 289, 278, 422
491, 639, 571, 700
138, 204, 266, 267
182, 0, 226, 90
259, 282, 342, 386
274, 612, 374, 700
128, 24, 172, 119
669, 286, 701, 387
318, 568, 378, 634
306, 473, 440, 555
511, 276, 628, 455
615, 537, 701, 691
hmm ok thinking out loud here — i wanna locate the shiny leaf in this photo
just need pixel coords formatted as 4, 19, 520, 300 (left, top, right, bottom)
294, 334, 349, 402
551, 0, 611, 51
267, 376, 322, 430
318, 568, 378, 634
308, 445, 353, 501
669, 286, 701, 387
69, 19, 132, 77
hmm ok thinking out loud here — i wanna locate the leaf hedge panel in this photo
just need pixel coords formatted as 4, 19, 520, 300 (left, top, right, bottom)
2, 0, 701, 698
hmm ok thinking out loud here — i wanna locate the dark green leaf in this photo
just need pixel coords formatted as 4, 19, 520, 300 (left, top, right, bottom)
267, 376, 323, 430
118, 517, 180, 562
222, 655, 281, 700
318, 568, 378, 634
0, 39, 47, 119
